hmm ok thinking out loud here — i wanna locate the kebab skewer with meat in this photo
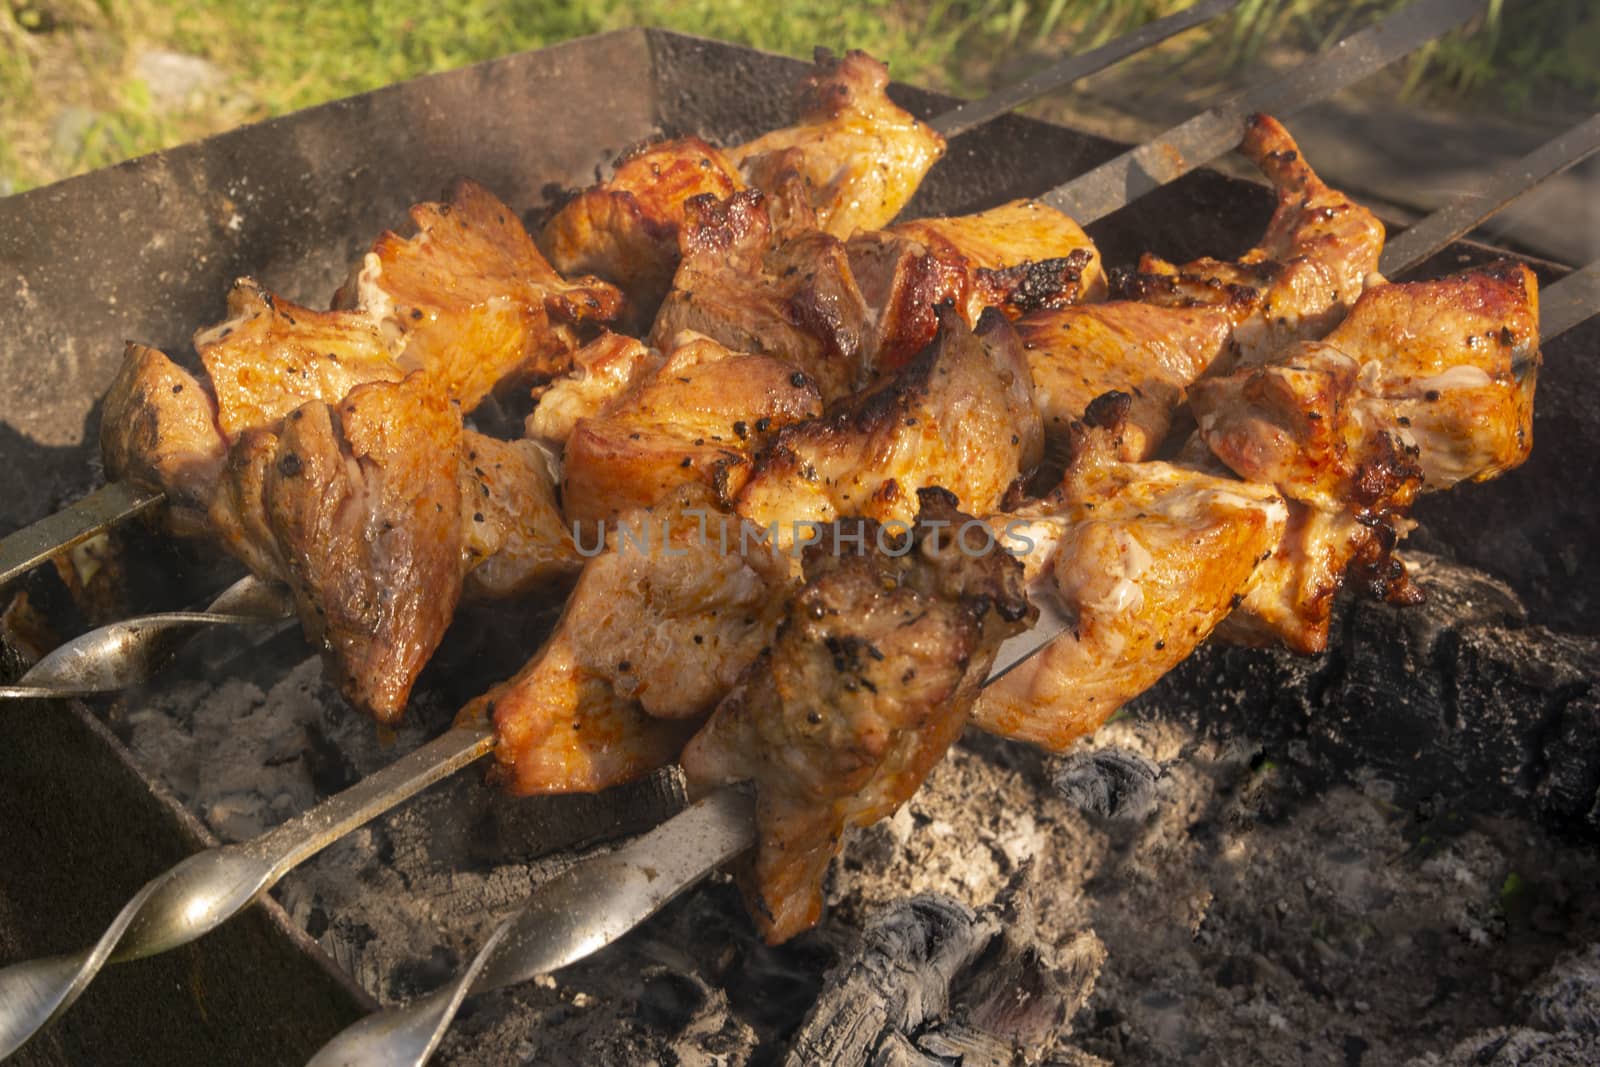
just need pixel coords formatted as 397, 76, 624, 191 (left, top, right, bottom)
100, 178, 619, 720
88, 96, 1544, 952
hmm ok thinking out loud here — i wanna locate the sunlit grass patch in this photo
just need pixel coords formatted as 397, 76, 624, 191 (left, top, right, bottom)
2, 0, 1595, 193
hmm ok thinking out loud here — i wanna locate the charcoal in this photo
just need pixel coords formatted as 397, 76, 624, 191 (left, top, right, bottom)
788, 869, 1104, 1067
784, 895, 998, 1067
1526, 946, 1600, 1035
1050, 749, 1163, 821
1405, 946, 1600, 1066
1131, 553, 1600, 832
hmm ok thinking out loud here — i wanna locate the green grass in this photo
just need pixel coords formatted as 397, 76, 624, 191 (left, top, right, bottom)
3, 0, 1596, 193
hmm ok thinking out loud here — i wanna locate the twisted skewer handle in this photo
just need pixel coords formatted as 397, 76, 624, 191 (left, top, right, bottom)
0, 723, 496, 1058
306, 785, 757, 1067
0, 575, 293, 701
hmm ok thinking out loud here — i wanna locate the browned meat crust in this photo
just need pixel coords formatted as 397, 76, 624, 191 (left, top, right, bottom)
463, 489, 793, 796
1016, 301, 1234, 463
975, 397, 1286, 750
264, 373, 466, 722
726, 49, 945, 239
196, 377, 578, 720
681, 488, 1032, 943
525, 332, 665, 448
1192, 261, 1539, 511
539, 137, 745, 329
100, 343, 228, 538
341, 177, 624, 407
197, 280, 403, 441
850, 199, 1106, 372
652, 188, 870, 403
734, 307, 1042, 550
561, 332, 823, 534
1194, 262, 1539, 652
459, 434, 577, 600
1116, 113, 1385, 366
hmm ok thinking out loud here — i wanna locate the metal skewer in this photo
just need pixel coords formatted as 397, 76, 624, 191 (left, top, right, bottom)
1043, 0, 1489, 225
0, 592, 1072, 1060
1536, 258, 1599, 340
0, 574, 290, 701
0, 482, 162, 590
0, 0, 1244, 598
928, 0, 1239, 140
1380, 112, 1600, 278
306, 257, 1600, 1067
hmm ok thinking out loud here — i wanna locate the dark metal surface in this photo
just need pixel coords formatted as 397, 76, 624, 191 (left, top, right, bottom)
0, 696, 374, 1067
0, 25, 1593, 1067
928, 0, 1240, 140
1382, 114, 1600, 277
1538, 258, 1599, 339
1043, 0, 1488, 224
0, 482, 162, 590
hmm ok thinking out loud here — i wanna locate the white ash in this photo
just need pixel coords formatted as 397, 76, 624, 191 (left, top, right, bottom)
107, 563, 1600, 1065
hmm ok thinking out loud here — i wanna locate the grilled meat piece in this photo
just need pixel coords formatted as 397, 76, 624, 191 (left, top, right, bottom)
561, 332, 823, 533
464, 489, 793, 795
339, 177, 624, 407
459, 434, 576, 599
539, 137, 745, 328
1119, 113, 1385, 366
1214, 501, 1376, 653
1193, 262, 1539, 652
100, 343, 229, 538
1016, 301, 1234, 463
264, 372, 465, 722
682, 489, 1032, 943
735, 307, 1042, 552
197, 280, 403, 441
1193, 341, 1427, 516
657, 187, 1112, 391
850, 199, 1106, 372
652, 189, 870, 402
1326, 261, 1540, 490
201, 378, 579, 720
975, 396, 1286, 750
1192, 262, 1539, 510
525, 332, 665, 448
726, 49, 945, 239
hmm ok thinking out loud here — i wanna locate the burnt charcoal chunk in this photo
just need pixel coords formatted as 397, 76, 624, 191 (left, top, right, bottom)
787, 871, 1104, 1066
1129, 554, 1599, 835
784, 895, 996, 1066
1525, 945, 1600, 1035
1538, 694, 1600, 834
1052, 748, 1163, 820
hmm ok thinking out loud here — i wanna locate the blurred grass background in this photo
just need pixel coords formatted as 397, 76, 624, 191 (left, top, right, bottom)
2, 0, 1596, 195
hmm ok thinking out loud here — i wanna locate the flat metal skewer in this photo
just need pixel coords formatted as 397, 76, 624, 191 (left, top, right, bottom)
0, 482, 163, 590
1536, 258, 1599, 340
1043, 0, 1489, 225
928, 0, 1239, 140
0, 2, 1241, 596
1381, 112, 1600, 278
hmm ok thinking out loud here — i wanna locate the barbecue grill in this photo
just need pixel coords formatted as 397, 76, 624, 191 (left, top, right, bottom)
1, 12, 1597, 1066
